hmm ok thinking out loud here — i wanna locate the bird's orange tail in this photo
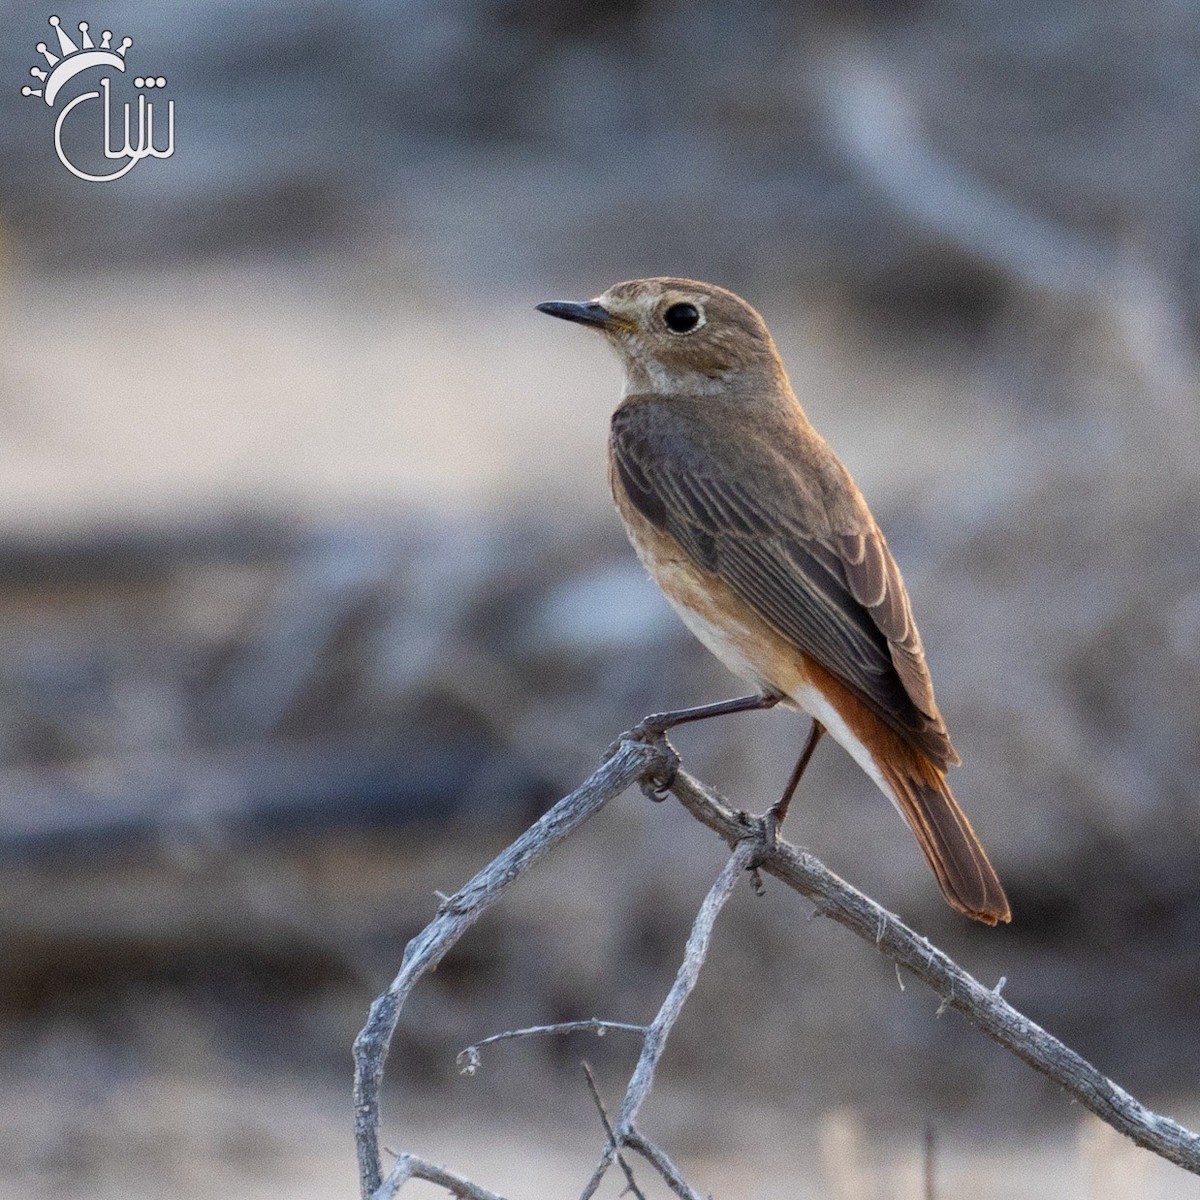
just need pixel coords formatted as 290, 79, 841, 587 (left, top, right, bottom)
879, 760, 1011, 925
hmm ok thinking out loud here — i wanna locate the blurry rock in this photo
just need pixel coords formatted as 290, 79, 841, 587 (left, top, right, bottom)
526, 560, 675, 656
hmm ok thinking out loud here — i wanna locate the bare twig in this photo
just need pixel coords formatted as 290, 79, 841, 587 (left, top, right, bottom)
577, 1143, 616, 1200
624, 1129, 705, 1200
457, 1019, 648, 1075
374, 1153, 510, 1200
582, 1061, 646, 1200
353, 738, 663, 1198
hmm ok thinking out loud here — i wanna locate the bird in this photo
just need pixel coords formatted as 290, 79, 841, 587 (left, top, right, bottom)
537, 278, 1010, 925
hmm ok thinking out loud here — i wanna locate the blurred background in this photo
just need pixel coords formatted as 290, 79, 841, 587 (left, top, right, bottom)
2, 0, 1199, 1196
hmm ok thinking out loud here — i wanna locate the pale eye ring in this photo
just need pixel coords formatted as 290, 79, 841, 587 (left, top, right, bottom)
663, 302, 702, 334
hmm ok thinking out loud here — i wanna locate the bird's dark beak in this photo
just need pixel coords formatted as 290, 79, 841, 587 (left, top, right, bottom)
536, 300, 614, 329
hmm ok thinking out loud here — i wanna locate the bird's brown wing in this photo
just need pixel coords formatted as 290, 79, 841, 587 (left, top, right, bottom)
611, 399, 957, 769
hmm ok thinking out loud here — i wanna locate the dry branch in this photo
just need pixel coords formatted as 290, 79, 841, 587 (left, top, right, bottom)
353, 737, 664, 1198
354, 732, 1200, 1200
580, 1061, 646, 1200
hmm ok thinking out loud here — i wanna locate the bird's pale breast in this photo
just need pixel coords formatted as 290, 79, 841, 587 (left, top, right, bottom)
612, 468, 806, 696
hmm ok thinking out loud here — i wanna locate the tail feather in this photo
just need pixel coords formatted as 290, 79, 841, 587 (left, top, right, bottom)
880, 762, 1011, 925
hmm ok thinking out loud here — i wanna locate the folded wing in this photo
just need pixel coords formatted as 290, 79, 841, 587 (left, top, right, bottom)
611, 399, 957, 769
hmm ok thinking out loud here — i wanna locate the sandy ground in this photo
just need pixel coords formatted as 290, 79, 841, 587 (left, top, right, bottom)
6, 1070, 1200, 1200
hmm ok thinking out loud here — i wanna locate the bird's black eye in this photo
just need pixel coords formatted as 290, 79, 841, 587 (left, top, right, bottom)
663, 302, 701, 334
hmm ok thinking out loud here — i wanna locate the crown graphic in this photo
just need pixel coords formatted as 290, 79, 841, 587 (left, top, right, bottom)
21, 15, 131, 106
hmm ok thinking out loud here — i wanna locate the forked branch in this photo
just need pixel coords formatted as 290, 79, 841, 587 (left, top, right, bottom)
354, 733, 1200, 1200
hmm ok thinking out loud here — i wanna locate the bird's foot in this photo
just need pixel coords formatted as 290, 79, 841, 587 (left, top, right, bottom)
759, 805, 783, 855
606, 723, 680, 802
727, 809, 767, 893
628, 711, 676, 742
637, 734, 680, 802
605, 712, 673, 761
744, 804, 785, 891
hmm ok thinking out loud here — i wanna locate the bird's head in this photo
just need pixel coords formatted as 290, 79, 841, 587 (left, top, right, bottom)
537, 277, 783, 396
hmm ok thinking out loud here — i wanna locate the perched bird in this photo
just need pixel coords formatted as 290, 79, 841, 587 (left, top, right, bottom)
537, 278, 1010, 924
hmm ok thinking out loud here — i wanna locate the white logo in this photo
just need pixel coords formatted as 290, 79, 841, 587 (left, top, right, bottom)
21, 15, 175, 182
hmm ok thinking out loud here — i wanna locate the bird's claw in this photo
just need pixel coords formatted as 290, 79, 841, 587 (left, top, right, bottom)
637, 735, 680, 802
746, 806, 783, 880
609, 722, 680, 802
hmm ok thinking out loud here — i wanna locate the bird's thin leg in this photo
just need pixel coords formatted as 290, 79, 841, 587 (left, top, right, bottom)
634, 691, 780, 738
629, 692, 781, 801
763, 719, 825, 843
